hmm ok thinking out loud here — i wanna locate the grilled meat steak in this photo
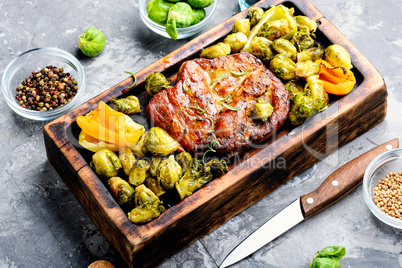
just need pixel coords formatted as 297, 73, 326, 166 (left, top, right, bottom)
146, 52, 290, 158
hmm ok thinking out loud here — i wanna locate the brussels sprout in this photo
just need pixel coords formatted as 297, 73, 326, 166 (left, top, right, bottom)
145, 127, 180, 156
145, 72, 171, 97
309, 257, 341, 268
167, 0, 180, 2
128, 159, 151, 186
192, 8, 206, 24
247, 97, 274, 121
270, 53, 296, 80
129, 131, 148, 158
144, 177, 166, 197
223, 32, 248, 53
157, 155, 182, 190
78, 27, 106, 57
175, 158, 213, 199
187, 0, 214, 8
232, 19, 251, 37
91, 149, 122, 179
205, 158, 228, 177
146, 0, 174, 25
285, 79, 304, 102
250, 37, 274, 63
271, 38, 297, 58
324, 44, 353, 69
248, 6, 264, 28
199, 42, 231, 59
309, 246, 346, 268
257, 19, 291, 41
119, 146, 136, 176
127, 185, 165, 224
108, 177, 135, 205
288, 93, 316, 126
166, 2, 196, 40
149, 156, 163, 178
305, 75, 328, 111
290, 28, 316, 52
111, 95, 141, 115
295, 15, 317, 33
295, 60, 319, 78
175, 151, 192, 173
296, 47, 324, 62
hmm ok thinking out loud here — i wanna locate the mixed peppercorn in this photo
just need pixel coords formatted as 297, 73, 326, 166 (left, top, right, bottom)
373, 171, 402, 220
15, 66, 78, 111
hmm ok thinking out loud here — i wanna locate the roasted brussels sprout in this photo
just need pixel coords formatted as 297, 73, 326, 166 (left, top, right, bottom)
295, 60, 319, 78
128, 159, 151, 186
304, 75, 328, 111
257, 19, 292, 41
129, 131, 148, 158
108, 177, 135, 205
285, 79, 304, 102
187, 0, 214, 8
175, 151, 192, 173
78, 27, 106, 57
127, 185, 165, 224
157, 155, 182, 190
200, 42, 231, 59
119, 146, 136, 176
145, 72, 171, 97
232, 19, 251, 37
288, 93, 316, 126
324, 44, 353, 69
149, 156, 164, 178
296, 47, 324, 62
223, 32, 248, 53
270, 53, 296, 80
295, 15, 317, 33
290, 28, 316, 52
249, 37, 274, 63
144, 177, 166, 197
205, 158, 228, 177
146, 0, 174, 25
175, 158, 213, 199
248, 6, 264, 28
271, 38, 297, 58
111, 95, 141, 115
247, 97, 274, 121
145, 127, 180, 156
166, 2, 196, 40
91, 149, 122, 179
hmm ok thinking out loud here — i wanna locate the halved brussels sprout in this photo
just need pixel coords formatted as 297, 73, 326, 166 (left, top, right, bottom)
91, 149, 122, 179
295, 60, 320, 78
295, 15, 317, 33
270, 53, 296, 80
145, 72, 171, 97
157, 155, 182, 190
144, 177, 166, 197
232, 19, 251, 37
223, 32, 248, 53
145, 127, 180, 156
305, 75, 328, 111
285, 79, 304, 102
257, 19, 291, 41
200, 42, 231, 59
128, 159, 151, 186
324, 44, 353, 69
175, 152, 192, 173
127, 185, 165, 224
129, 131, 149, 158
296, 47, 324, 62
119, 146, 136, 176
272, 38, 297, 58
250, 37, 274, 63
111, 95, 141, 115
248, 6, 264, 28
108, 177, 135, 205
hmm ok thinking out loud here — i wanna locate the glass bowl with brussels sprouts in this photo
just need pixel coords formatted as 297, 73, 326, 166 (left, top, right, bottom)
139, 0, 217, 40
1, 47, 85, 121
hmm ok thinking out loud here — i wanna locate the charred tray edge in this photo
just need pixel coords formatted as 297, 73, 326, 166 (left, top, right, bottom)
43, 0, 387, 267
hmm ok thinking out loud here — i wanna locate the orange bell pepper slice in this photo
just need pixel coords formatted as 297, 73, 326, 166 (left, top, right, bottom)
76, 101, 144, 148
316, 60, 356, 95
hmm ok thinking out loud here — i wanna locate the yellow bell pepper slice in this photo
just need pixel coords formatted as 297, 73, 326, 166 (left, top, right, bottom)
76, 101, 145, 148
316, 60, 356, 95
78, 131, 120, 152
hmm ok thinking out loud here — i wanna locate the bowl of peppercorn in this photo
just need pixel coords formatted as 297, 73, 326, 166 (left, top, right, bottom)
363, 147, 402, 229
1, 47, 85, 121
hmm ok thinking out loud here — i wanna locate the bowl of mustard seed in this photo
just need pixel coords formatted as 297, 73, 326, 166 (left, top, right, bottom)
1, 47, 85, 121
363, 148, 402, 229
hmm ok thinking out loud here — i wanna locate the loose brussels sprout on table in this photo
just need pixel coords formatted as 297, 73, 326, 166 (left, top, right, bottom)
127, 185, 165, 224
78, 27, 105, 57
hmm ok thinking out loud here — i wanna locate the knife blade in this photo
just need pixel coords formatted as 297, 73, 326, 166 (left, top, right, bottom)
220, 138, 399, 268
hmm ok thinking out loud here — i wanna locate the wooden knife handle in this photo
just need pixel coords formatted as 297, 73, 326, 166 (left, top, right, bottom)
300, 138, 399, 220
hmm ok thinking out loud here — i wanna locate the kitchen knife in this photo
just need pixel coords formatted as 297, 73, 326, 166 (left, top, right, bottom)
220, 138, 399, 268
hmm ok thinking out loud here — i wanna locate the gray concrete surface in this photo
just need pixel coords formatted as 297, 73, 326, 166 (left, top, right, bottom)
1, 0, 402, 267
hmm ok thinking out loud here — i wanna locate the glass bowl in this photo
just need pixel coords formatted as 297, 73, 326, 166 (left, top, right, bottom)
138, 0, 217, 40
1, 47, 85, 121
363, 148, 402, 229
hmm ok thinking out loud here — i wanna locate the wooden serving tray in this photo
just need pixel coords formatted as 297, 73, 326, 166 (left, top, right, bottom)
43, 0, 387, 267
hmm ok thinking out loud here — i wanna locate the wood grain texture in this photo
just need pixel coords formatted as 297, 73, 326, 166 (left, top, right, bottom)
42, 0, 388, 267
301, 139, 399, 219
